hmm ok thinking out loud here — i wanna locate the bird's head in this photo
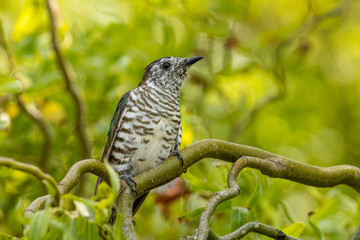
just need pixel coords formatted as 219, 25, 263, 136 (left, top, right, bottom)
140, 56, 203, 90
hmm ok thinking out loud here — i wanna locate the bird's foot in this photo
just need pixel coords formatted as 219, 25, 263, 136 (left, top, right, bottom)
120, 174, 138, 194
169, 150, 184, 166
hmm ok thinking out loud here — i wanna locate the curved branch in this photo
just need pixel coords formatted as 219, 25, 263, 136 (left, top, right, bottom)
221, 221, 297, 240
57, 159, 110, 193
134, 140, 360, 196
24, 139, 360, 216
24, 159, 109, 215
0, 157, 60, 205
196, 156, 301, 240
46, 0, 91, 158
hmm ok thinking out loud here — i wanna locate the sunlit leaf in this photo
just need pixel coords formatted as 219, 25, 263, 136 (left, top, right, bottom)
12, 0, 47, 41
62, 194, 98, 221
281, 222, 305, 238
73, 200, 92, 219
0, 112, 11, 131
0, 76, 22, 93
42, 101, 65, 123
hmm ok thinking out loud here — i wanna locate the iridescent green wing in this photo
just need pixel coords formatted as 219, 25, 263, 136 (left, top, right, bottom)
102, 90, 131, 161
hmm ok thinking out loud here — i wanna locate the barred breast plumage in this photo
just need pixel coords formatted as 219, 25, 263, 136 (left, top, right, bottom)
94, 56, 203, 218
110, 81, 182, 176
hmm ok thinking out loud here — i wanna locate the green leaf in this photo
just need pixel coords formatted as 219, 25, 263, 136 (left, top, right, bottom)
281, 222, 305, 238
24, 208, 51, 240
0, 231, 15, 239
106, 214, 126, 240
76, 217, 100, 240
247, 174, 263, 207
0, 75, 22, 93
182, 206, 204, 221
182, 171, 219, 192
231, 207, 249, 232
44, 213, 66, 240
308, 213, 324, 240
73, 200, 94, 219
12, 0, 47, 41
104, 159, 120, 198
182, 200, 231, 221
63, 217, 78, 240
62, 194, 97, 220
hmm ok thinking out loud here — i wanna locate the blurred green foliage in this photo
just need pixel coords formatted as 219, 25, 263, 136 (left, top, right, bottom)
1, 0, 360, 239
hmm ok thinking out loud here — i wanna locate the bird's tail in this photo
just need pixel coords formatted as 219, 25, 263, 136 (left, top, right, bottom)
93, 177, 102, 196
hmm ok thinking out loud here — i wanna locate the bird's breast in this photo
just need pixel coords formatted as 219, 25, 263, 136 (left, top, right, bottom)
112, 88, 181, 176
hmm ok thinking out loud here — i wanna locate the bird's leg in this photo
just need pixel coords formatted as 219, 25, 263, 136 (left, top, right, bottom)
168, 150, 183, 166
120, 172, 138, 194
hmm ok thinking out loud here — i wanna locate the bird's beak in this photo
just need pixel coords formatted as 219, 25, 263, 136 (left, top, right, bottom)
186, 56, 204, 66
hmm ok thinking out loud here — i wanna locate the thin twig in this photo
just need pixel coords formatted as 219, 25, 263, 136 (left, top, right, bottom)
0, 19, 53, 171
45, 0, 91, 158
0, 157, 60, 205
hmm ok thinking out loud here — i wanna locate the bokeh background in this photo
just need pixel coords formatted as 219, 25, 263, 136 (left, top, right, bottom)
1, 0, 360, 239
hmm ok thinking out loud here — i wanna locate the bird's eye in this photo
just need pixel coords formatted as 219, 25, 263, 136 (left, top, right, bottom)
162, 62, 171, 70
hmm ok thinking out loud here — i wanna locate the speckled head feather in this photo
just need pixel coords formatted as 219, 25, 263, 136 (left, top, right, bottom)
139, 56, 203, 88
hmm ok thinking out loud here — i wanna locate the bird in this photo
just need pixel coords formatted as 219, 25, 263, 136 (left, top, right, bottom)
94, 56, 203, 221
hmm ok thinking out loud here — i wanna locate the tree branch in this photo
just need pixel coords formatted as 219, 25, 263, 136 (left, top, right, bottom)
0, 19, 53, 171
24, 159, 109, 215
221, 221, 297, 240
118, 187, 137, 240
195, 156, 302, 239
24, 139, 360, 216
0, 157, 60, 205
45, 0, 91, 158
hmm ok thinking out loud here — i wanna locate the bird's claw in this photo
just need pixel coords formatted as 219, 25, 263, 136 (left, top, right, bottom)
169, 150, 184, 166
121, 174, 138, 194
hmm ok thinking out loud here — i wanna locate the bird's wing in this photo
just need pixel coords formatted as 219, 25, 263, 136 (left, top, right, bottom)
94, 90, 130, 195
102, 90, 131, 161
